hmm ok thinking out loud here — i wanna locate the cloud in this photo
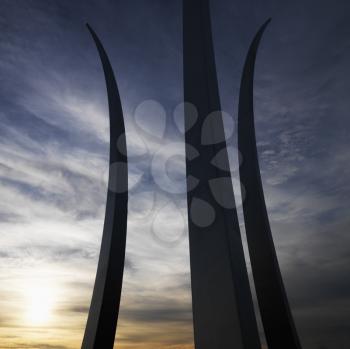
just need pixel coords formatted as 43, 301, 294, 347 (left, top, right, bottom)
1, 0, 350, 349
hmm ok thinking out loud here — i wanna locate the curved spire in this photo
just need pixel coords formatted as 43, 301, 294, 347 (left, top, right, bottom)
81, 24, 128, 349
238, 19, 302, 349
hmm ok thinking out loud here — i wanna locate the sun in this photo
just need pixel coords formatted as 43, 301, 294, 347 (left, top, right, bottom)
24, 281, 56, 326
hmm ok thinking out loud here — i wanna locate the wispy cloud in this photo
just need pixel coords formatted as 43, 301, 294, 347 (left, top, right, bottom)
1, 0, 350, 349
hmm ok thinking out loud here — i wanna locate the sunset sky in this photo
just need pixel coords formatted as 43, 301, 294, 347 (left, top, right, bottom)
0, 0, 350, 348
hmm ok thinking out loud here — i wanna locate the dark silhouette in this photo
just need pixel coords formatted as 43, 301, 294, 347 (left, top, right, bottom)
183, 1, 261, 348
238, 19, 302, 349
81, 24, 128, 349
80, 9, 302, 349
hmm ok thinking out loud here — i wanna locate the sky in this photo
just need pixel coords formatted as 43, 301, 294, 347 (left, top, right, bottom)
0, 0, 350, 348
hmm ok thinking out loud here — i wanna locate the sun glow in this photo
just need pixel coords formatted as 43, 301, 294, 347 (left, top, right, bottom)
24, 279, 57, 326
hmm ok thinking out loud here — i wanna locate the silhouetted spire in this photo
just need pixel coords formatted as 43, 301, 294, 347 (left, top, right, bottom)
82, 24, 128, 349
183, 1, 261, 348
238, 19, 302, 349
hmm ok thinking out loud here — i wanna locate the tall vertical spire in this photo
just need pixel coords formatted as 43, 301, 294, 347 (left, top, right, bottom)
183, 1, 261, 348
81, 24, 128, 349
238, 19, 302, 349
